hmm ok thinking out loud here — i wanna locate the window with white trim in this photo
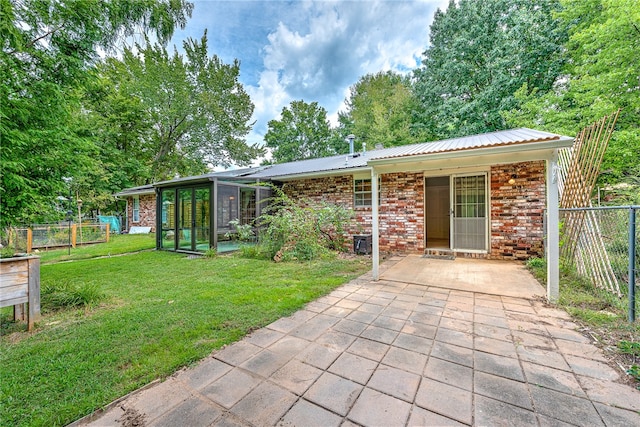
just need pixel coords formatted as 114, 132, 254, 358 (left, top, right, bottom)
354, 178, 381, 207
132, 196, 140, 222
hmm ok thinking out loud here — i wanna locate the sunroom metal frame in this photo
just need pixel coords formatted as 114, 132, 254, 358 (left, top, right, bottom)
154, 176, 269, 254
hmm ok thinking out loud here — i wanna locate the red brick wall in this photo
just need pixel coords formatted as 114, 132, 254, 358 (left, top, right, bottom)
282, 163, 546, 259
379, 172, 425, 253
282, 176, 354, 207
282, 172, 425, 254
126, 194, 156, 232
490, 161, 546, 260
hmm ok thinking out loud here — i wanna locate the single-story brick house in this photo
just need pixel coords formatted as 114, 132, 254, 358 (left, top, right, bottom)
114, 184, 156, 232
116, 128, 573, 299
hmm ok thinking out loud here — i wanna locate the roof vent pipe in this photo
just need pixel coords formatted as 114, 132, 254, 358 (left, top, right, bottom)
363, 142, 366, 156
346, 134, 355, 155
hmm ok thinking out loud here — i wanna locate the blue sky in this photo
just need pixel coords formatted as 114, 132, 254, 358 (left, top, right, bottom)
169, 0, 448, 152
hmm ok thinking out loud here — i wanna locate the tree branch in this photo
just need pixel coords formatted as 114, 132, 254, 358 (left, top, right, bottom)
7, 25, 65, 55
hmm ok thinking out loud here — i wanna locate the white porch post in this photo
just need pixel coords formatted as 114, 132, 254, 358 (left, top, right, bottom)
546, 150, 560, 302
371, 168, 380, 281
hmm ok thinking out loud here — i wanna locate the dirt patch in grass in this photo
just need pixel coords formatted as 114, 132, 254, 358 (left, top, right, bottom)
573, 320, 640, 388
117, 406, 146, 427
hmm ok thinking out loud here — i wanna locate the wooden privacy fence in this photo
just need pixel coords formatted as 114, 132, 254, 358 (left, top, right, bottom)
9, 223, 110, 253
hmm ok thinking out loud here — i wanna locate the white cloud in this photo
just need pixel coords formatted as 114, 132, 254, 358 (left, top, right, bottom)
171, 0, 449, 163
245, 0, 447, 147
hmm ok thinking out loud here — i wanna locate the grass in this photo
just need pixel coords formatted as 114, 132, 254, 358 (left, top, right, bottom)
0, 249, 370, 427
527, 258, 640, 388
34, 233, 156, 264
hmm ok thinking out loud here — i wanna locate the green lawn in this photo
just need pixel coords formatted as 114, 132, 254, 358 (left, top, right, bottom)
35, 233, 156, 264
0, 250, 370, 427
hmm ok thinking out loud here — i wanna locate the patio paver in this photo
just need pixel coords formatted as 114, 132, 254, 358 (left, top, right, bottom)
348, 388, 411, 426
77, 256, 640, 427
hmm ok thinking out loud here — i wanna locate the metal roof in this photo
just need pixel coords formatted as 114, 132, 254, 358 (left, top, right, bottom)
247, 152, 370, 179
114, 128, 574, 192
249, 128, 573, 179
114, 184, 154, 197
366, 127, 570, 161
152, 166, 271, 187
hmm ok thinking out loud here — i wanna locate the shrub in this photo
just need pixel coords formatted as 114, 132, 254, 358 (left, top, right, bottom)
314, 202, 353, 250
238, 244, 264, 259
257, 186, 354, 261
224, 219, 255, 242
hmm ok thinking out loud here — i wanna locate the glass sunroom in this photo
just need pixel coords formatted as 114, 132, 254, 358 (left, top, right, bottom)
155, 176, 270, 253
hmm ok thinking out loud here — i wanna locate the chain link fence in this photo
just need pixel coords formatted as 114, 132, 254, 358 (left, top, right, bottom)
559, 206, 639, 320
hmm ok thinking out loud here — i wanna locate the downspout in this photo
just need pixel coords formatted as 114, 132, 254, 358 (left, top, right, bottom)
372, 167, 380, 281
546, 150, 560, 302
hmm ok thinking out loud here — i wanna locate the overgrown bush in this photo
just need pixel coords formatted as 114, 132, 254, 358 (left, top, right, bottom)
224, 219, 255, 242
257, 186, 354, 261
41, 280, 104, 312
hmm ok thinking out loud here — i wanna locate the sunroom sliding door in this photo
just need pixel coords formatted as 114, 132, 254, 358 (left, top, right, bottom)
160, 189, 176, 250
160, 186, 210, 252
178, 189, 193, 250
194, 188, 210, 251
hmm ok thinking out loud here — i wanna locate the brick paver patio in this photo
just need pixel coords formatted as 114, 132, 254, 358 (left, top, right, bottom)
77, 257, 640, 426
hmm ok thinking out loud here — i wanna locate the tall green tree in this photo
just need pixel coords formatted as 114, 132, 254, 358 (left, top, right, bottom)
264, 100, 334, 163
413, 0, 566, 139
96, 31, 261, 182
506, 0, 640, 184
336, 71, 428, 151
74, 73, 154, 211
1, 0, 193, 227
